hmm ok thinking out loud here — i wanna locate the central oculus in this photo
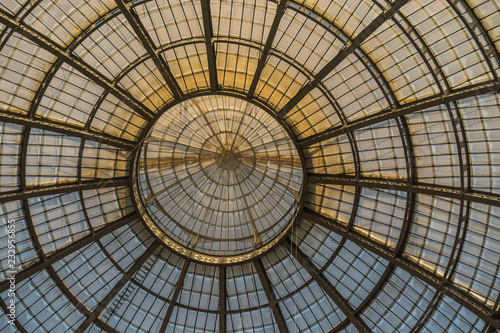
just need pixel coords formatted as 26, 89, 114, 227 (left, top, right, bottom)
217, 150, 240, 170
133, 95, 304, 264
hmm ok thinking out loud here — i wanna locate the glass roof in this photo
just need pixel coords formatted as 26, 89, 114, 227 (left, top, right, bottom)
135, 95, 304, 262
0, 0, 499, 332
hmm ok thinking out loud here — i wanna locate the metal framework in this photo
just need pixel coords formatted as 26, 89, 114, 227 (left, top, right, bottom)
307, 173, 500, 207
200, 0, 218, 91
114, 0, 184, 99
253, 258, 289, 333
0, 177, 129, 203
247, 0, 288, 98
0, 212, 139, 293
446, 0, 500, 82
49, 267, 119, 333
159, 260, 190, 333
219, 266, 226, 333
302, 207, 500, 329
0, 9, 154, 121
374, 12, 441, 329
0, 298, 27, 333
277, 0, 410, 118
62, 151, 122, 333
300, 81, 500, 147
410, 292, 444, 333
285, 237, 371, 332
1, 0, 500, 331
0, 9, 137, 323
354, 3, 475, 329
0, 112, 135, 150
75, 241, 160, 332
299, 2, 419, 322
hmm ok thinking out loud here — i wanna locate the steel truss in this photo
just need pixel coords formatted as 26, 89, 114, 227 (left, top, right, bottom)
308, 173, 500, 207
277, 0, 411, 118
0, 112, 135, 150
247, 0, 288, 98
159, 260, 190, 333
285, 237, 371, 332
300, 82, 500, 147
219, 266, 227, 333
253, 258, 289, 333
0, 177, 129, 203
75, 242, 160, 332
114, 0, 184, 99
200, 0, 218, 91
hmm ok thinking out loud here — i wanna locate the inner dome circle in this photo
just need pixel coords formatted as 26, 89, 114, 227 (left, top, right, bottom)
134, 95, 304, 263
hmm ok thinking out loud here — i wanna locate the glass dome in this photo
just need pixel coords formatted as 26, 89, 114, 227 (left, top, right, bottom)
134, 95, 304, 262
0, 0, 499, 332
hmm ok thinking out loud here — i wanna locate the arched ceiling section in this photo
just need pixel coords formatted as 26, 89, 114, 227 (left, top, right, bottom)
0, 0, 499, 332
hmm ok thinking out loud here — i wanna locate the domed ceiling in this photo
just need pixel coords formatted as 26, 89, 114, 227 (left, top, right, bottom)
0, 0, 499, 332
